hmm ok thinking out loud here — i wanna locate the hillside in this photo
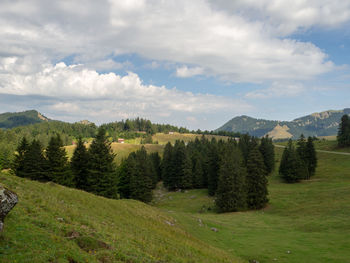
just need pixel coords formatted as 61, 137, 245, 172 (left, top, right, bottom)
0, 172, 243, 263
0, 110, 49, 129
155, 146, 350, 263
217, 108, 350, 139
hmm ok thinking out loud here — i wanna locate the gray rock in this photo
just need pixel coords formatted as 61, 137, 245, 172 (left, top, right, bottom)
0, 185, 18, 232
211, 227, 218, 232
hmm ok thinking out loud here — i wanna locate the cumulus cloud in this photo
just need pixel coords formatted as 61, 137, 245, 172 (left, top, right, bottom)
0, 58, 252, 129
210, 0, 350, 35
0, 0, 344, 82
245, 82, 305, 99
176, 66, 204, 78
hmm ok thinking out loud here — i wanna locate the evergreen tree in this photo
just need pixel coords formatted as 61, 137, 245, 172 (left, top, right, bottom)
337, 114, 350, 147
117, 153, 136, 199
192, 156, 204, 188
162, 142, 174, 190
207, 139, 220, 196
88, 127, 118, 198
172, 140, 192, 189
22, 139, 48, 181
296, 134, 309, 180
215, 147, 247, 212
279, 140, 307, 183
150, 152, 162, 183
306, 136, 317, 178
129, 147, 154, 202
246, 146, 268, 209
46, 134, 73, 186
259, 135, 275, 174
12, 137, 29, 177
71, 137, 90, 190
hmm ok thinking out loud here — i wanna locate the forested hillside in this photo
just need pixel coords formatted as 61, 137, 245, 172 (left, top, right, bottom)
218, 108, 350, 139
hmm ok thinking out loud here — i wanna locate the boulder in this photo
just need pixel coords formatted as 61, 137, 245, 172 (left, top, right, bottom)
0, 185, 18, 232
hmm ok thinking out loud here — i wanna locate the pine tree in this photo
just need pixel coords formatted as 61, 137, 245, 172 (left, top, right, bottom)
279, 140, 307, 183
246, 146, 268, 209
162, 142, 174, 190
192, 156, 204, 188
149, 152, 161, 185
306, 136, 317, 178
22, 139, 48, 181
12, 137, 29, 178
337, 114, 350, 147
71, 137, 90, 190
88, 127, 118, 198
129, 146, 153, 202
259, 135, 275, 174
296, 134, 309, 180
207, 139, 220, 196
215, 147, 247, 212
171, 140, 192, 189
46, 134, 73, 186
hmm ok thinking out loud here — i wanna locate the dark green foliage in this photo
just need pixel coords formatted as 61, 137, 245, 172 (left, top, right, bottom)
150, 152, 162, 182
192, 155, 205, 188
172, 141, 192, 190
207, 139, 220, 196
0, 110, 44, 129
238, 134, 257, 165
46, 134, 73, 187
129, 147, 154, 202
306, 136, 317, 178
246, 147, 268, 209
279, 140, 307, 183
21, 139, 48, 181
12, 137, 29, 176
215, 147, 247, 212
118, 147, 155, 202
162, 142, 174, 189
337, 114, 350, 147
259, 135, 275, 174
71, 137, 90, 190
88, 128, 118, 198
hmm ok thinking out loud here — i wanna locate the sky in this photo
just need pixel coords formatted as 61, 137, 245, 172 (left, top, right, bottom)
0, 0, 350, 130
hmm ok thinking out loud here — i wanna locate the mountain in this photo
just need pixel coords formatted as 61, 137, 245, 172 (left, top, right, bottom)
217, 108, 350, 139
0, 110, 49, 129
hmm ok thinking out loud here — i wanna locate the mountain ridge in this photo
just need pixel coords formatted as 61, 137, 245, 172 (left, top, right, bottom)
0, 110, 49, 129
217, 108, 350, 139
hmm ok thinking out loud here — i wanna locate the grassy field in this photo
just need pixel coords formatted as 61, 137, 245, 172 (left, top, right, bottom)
65, 132, 229, 163
152, 133, 229, 145
65, 143, 164, 164
0, 172, 243, 263
154, 147, 350, 263
276, 137, 350, 153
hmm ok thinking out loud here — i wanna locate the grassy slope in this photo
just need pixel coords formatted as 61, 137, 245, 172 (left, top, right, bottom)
0, 173, 243, 263
155, 147, 350, 263
276, 138, 350, 153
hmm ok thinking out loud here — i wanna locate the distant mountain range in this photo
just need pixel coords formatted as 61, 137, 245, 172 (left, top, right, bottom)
0, 110, 50, 129
217, 108, 350, 139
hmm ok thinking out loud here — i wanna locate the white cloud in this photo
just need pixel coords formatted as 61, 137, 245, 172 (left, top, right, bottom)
0, 0, 344, 83
245, 82, 305, 99
176, 66, 204, 78
0, 58, 252, 129
210, 0, 350, 35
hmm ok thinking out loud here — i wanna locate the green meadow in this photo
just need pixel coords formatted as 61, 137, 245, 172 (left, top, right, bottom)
1, 134, 350, 262
154, 147, 350, 263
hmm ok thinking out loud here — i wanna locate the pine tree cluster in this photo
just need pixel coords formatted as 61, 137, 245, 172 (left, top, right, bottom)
161, 135, 274, 212
13, 128, 119, 199
337, 114, 350, 147
279, 135, 317, 183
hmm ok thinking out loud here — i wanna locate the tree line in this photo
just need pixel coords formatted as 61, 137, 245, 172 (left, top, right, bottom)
279, 135, 317, 183
337, 114, 350, 147
159, 135, 274, 212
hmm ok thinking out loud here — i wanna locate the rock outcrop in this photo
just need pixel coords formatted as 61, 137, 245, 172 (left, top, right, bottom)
0, 185, 18, 232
